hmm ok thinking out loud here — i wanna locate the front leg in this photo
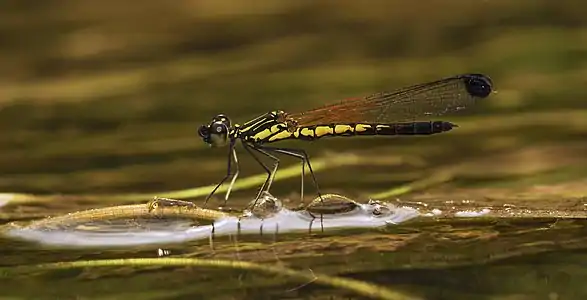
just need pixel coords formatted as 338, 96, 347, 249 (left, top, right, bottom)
204, 140, 238, 208
223, 145, 240, 206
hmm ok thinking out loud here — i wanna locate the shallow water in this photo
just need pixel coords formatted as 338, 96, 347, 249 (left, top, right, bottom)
2, 194, 587, 299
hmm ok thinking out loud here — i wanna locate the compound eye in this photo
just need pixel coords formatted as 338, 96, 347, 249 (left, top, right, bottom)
198, 125, 209, 137
211, 123, 228, 135
213, 114, 231, 128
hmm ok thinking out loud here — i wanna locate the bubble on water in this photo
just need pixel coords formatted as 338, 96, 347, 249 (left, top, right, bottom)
431, 209, 443, 216
454, 208, 491, 218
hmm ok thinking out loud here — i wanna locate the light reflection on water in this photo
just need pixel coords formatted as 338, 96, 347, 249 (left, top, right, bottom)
3, 196, 420, 247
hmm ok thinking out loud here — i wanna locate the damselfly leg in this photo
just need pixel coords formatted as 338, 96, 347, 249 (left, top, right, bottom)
248, 145, 324, 228
241, 142, 279, 203
257, 146, 323, 206
243, 142, 324, 230
203, 139, 240, 208
257, 146, 326, 231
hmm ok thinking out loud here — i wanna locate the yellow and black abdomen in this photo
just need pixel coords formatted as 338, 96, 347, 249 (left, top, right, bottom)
248, 121, 456, 144
286, 121, 455, 142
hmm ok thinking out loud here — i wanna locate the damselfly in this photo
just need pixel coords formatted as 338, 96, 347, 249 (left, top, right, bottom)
198, 73, 493, 208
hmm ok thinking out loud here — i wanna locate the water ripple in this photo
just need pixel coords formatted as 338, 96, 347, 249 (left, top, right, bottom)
2, 196, 420, 248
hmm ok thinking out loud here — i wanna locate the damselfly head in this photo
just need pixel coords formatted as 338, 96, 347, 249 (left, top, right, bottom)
198, 114, 232, 147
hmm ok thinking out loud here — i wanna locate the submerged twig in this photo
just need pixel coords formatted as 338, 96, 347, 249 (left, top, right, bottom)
24, 201, 229, 230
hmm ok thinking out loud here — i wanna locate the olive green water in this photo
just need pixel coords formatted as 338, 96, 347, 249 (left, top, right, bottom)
1, 1, 587, 299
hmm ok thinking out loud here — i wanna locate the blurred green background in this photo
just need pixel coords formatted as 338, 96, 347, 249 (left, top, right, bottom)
0, 0, 586, 207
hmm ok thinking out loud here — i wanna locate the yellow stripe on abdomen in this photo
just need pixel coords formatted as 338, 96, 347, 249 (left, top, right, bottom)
354, 124, 372, 133
299, 128, 315, 138
314, 126, 334, 138
334, 125, 353, 134
297, 123, 379, 140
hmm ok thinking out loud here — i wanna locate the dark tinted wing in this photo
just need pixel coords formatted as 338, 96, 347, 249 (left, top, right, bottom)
286, 73, 493, 126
